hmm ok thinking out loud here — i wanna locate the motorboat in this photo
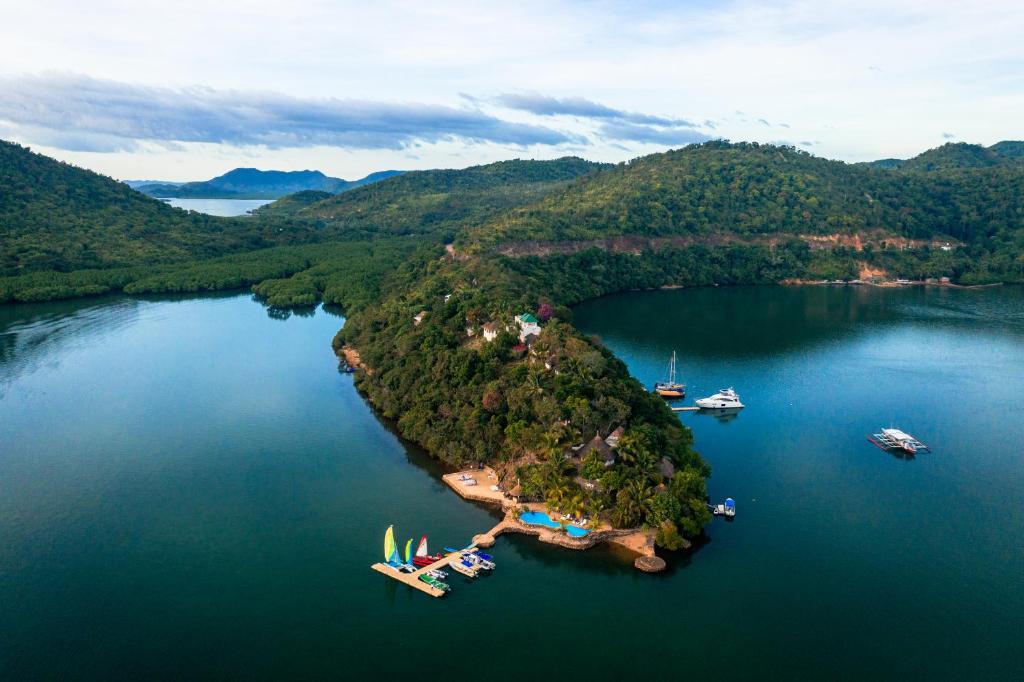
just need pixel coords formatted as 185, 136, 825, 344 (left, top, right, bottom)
654, 351, 685, 399
418, 574, 449, 591
427, 568, 448, 580
464, 553, 495, 570
448, 559, 478, 578
695, 388, 744, 410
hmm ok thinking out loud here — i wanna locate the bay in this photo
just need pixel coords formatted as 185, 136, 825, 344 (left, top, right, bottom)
163, 198, 273, 216
1, 286, 1022, 680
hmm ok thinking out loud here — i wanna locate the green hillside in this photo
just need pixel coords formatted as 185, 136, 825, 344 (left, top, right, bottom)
251, 190, 334, 217
296, 157, 610, 238
465, 141, 1024, 251
866, 140, 1024, 172
899, 142, 1006, 172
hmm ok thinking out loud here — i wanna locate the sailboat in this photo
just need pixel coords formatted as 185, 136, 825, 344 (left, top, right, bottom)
654, 351, 685, 399
383, 525, 402, 566
412, 535, 443, 567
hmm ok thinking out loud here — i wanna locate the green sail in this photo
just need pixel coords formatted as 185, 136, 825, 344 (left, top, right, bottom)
384, 525, 397, 563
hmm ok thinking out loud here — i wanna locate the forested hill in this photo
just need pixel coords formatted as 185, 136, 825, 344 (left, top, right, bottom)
291, 157, 610, 239
464, 141, 1024, 251
1, 140, 254, 274
134, 168, 403, 199
866, 141, 1024, 171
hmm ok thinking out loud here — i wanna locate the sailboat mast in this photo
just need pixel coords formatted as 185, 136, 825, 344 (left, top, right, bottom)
670, 351, 676, 384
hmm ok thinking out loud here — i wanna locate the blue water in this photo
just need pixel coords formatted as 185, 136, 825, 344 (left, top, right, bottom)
2, 286, 1023, 680
164, 198, 272, 216
520, 511, 591, 536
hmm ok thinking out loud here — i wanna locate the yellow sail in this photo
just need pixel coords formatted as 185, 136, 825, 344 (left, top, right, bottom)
384, 525, 397, 563
404, 539, 413, 564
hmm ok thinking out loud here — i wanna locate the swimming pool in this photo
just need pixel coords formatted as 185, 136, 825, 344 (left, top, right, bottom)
519, 511, 590, 537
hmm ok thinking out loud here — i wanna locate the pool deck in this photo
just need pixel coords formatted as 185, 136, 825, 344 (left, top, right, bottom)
441, 468, 663, 570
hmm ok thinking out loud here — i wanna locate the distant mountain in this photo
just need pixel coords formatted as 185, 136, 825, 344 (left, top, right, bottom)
133, 168, 403, 199
123, 179, 183, 189
865, 141, 1024, 171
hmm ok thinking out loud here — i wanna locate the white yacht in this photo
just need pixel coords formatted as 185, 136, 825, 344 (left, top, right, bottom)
695, 388, 745, 410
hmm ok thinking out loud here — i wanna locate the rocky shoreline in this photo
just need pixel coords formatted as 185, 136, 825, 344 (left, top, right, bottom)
445, 468, 665, 572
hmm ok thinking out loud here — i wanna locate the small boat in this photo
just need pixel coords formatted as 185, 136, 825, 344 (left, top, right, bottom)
654, 351, 686, 399
868, 428, 929, 454
711, 498, 736, 517
413, 535, 442, 566
384, 525, 402, 565
695, 388, 744, 410
427, 568, 449, 580
463, 553, 495, 570
448, 560, 478, 578
419, 574, 449, 592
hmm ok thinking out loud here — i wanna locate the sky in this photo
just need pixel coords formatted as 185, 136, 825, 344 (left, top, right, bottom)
0, 0, 1021, 181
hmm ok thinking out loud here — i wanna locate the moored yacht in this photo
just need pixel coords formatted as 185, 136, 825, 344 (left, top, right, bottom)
654, 351, 686, 399
695, 388, 744, 410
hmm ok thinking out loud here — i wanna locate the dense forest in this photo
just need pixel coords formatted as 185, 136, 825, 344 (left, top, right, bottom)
292, 157, 610, 240
467, 141, 1024, 252
3, 138, 1023, 545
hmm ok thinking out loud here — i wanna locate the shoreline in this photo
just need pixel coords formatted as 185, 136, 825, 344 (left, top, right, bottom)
442, 468, 665, 572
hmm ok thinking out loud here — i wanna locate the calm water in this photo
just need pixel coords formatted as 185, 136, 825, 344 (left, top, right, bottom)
1, 287, 1022, 680
164, 198, 272, 216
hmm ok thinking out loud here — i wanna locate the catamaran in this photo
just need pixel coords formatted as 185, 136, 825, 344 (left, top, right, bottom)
412, 535, 443, 567
654, 351, 686, 399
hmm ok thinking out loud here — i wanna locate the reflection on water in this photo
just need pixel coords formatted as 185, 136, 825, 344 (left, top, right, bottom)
2, 287, 1023, 680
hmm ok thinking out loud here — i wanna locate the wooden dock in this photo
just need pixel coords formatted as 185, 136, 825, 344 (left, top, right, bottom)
671, 406, 699, 412
370, 543, 478, 598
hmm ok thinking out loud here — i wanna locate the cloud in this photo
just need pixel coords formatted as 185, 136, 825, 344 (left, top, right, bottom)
492, 92, 714, 146
758, 118, 771, 126
0, 73, 578, 152
494, 92, 697, 128
597, 122, 712, 146
942, 132, 955, 139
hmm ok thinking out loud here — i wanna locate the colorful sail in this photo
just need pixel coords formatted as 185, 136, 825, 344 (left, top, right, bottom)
404, 539, 413, 564
384, 525, 399, 564
415, 536, 428, 557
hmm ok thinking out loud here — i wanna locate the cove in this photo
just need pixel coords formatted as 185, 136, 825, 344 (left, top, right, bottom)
1, 286, 1022, 680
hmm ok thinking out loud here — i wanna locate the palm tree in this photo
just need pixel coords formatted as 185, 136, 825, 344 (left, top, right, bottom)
564, 493, 585, 520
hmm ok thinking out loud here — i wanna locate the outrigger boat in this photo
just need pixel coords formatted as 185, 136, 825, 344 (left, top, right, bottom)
412, 536, 443, 567
868, 428, 930, 455
654, 351, 686, 399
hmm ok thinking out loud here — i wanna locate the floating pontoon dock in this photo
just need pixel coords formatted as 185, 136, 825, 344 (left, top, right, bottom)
671, 406, 700, 412
370, 544, 478, 598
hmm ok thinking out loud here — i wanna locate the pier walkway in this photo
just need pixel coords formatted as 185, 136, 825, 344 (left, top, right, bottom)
370, 521, 504, 598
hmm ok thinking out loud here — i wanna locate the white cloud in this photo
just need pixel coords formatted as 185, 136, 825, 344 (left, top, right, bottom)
0, 0, 1021, 176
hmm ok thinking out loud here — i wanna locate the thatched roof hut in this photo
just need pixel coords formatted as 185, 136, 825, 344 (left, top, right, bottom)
577, 432, 615, 465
